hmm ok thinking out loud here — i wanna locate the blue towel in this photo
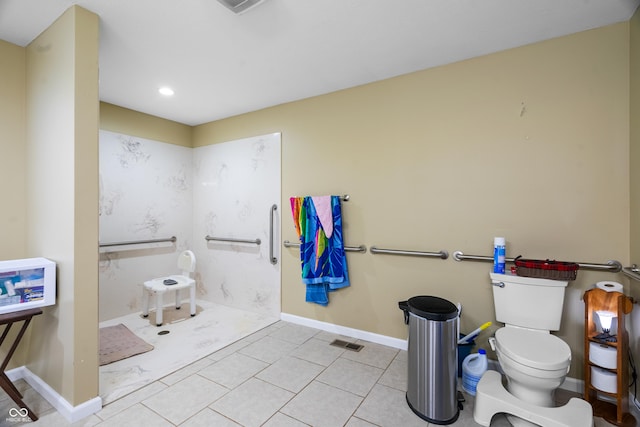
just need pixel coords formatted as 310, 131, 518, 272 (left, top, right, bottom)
290, 195, 350, 305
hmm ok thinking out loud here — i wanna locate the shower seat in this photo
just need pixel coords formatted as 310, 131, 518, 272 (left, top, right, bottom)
142, 250, 196, 326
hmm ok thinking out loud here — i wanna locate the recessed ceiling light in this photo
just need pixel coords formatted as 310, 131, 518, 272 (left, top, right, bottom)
158, 86, 174, 96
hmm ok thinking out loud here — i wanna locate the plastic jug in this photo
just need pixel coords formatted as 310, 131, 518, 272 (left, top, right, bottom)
461, 348, 488, 396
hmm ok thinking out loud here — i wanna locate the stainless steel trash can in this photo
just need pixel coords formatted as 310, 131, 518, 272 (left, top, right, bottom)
399, 296, 459, 425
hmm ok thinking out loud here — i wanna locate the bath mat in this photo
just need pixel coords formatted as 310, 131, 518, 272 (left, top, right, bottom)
99, 324, 154, 366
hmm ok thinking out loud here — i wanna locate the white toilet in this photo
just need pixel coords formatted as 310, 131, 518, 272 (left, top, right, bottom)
473, 272, 593, 427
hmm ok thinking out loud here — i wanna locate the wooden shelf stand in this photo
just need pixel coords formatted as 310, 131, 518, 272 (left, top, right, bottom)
583, 287, 636, 426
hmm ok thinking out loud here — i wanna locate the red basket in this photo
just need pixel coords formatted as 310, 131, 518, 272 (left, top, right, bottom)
513, 256, 579, 281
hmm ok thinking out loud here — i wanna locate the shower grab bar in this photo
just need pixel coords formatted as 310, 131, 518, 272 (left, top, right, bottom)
205, 235, 261, 245
269, 204, 278, 265
452, 251, 622, 272
622, 265, 640, 282
370, 246, 449, 259
283, 240, 367, 253
99, 236, 177, 248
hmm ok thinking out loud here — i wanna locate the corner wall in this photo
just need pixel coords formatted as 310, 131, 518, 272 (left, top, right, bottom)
25, 6, 100, 406
628, 5, 640, 387
630, 0, 640, 284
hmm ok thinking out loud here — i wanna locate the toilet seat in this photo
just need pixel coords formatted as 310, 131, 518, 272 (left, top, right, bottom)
495, 327, 571, 371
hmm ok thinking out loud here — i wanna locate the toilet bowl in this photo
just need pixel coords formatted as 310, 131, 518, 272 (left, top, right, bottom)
494, 326, 571, 407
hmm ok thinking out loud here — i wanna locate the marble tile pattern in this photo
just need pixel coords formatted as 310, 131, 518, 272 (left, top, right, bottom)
99, 130, 195, 321
98, 300, 278, 404
13, 315, 622, 427
192, 133, 281, 318
99, 131, 281, 321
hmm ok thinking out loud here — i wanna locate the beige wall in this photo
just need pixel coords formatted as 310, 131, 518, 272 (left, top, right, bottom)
0, 40, 27, 260
630, 7, 640, 288
194, 23, 631, 379
0, 37, 32, 370
24, 6, 99, 405
630, 7, 640, 362
100, 102, 192, 147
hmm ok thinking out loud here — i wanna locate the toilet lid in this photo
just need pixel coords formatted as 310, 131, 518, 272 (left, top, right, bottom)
495, 327, 570, 371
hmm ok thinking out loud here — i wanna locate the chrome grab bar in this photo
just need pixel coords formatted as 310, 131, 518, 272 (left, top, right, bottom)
452, 251, 622, 272
622, 265, 640, 281
370, 246, 448, 259
205, 235, 261, 245
283, 240, 367, 253
270, 204, 278, 265
99, 236, 177, 248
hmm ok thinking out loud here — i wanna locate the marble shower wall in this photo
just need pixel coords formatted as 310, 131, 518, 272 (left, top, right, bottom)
192, 133, 281, 318
99, 130, 281, 322
99, 130, 194, 321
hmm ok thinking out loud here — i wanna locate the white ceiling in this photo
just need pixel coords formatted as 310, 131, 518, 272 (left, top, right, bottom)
1, 0, 638, 126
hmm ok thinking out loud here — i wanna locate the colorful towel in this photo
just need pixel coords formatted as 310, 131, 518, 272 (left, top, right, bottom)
311, 196, 333, 238
290, 195, 350, 305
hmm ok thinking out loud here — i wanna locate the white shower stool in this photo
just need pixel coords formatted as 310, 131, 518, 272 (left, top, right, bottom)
142, 275, 196, 326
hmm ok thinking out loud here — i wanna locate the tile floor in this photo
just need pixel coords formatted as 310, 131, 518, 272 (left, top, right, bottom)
0, 320, 626, 426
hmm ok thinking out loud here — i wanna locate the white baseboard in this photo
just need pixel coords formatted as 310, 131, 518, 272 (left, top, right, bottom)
7, 366, 102, 423
280, 312, 408, 350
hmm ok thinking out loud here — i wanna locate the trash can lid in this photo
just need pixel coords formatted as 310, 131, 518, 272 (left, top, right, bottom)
407, 296, 458, 321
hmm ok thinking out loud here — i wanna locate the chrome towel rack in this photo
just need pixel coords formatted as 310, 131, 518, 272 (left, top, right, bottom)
370, 246, 448, 259
205, 235, 261, 245
292, 194, 350, 202
283, 240, 367, 253
452, 251, 622, 272
99, 236, 177, 248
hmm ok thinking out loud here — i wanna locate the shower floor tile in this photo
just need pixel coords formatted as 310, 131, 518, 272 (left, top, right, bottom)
98, 300, 278, 404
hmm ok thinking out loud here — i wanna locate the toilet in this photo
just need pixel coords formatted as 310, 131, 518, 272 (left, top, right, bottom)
473, 272, 593, 427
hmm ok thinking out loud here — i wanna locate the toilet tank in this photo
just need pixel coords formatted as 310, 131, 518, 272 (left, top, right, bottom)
489, 272, 569, 331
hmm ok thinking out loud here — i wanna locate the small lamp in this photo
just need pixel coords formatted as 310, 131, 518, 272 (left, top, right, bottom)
595, 310, 617, 342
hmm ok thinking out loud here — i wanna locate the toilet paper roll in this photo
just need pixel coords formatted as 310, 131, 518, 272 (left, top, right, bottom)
591, 366, 617, 394
595, 281, 624, 293
589, 342, 617, 369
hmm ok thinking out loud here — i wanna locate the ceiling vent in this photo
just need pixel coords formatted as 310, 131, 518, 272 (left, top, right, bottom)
217, 0, 267, 14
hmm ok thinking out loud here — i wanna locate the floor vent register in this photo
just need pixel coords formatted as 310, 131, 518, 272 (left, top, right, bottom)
330, 339, 363, 352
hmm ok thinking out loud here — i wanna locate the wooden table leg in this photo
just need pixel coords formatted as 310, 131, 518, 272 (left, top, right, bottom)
0, 372, 37, 421
0, 315, 39, 421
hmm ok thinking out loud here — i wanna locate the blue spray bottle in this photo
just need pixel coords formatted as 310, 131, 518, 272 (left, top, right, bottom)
493, 237, 505, 274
